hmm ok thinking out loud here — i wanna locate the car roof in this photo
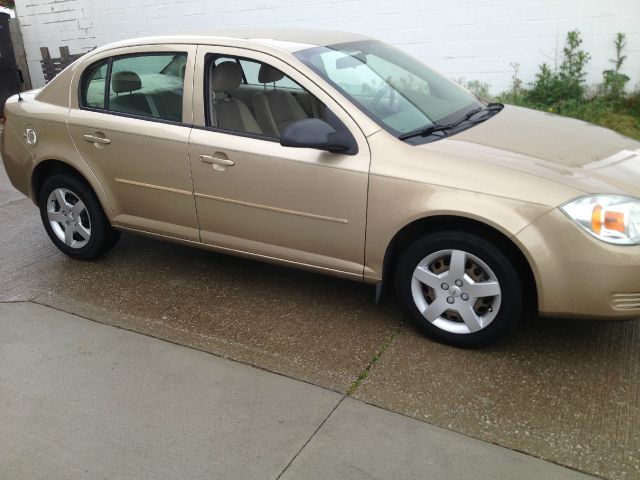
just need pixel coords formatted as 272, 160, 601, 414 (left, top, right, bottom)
92, 28, 371, 55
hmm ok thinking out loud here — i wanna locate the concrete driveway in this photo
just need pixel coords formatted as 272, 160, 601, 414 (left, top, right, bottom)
1, 301, 593, 479
1, 158, 639, 479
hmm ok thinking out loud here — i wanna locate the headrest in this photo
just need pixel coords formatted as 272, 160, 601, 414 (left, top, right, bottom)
258, 64, 284, 84
112, 71, 142, 93
212, 61, 243, 93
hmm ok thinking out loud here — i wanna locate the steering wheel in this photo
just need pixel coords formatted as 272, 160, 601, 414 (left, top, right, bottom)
370, 84, 396, 112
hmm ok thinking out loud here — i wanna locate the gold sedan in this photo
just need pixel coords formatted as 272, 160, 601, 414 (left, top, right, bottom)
2, 29, 639, 347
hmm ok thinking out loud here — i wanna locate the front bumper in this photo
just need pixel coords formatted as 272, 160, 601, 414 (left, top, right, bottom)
516, 208, 640, 319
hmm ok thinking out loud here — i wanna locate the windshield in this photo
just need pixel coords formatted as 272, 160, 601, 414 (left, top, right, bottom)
294, 40, 484, 141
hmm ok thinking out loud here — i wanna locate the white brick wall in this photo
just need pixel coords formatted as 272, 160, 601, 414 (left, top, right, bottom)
14, 0, 640, 93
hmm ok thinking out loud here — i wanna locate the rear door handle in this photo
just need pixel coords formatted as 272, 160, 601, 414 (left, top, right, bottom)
83, 134, 111, 145
200, 153, 234, 171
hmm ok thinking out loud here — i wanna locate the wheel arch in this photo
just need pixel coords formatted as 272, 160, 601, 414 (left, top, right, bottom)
31, 159, 114, 219
380, 215, 538, 312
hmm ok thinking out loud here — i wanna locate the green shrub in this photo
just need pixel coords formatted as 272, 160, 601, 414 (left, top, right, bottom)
489, 30, 640, 140
625, 92, 640, 118
527, 30, 590, 105
602, 33, 630, 99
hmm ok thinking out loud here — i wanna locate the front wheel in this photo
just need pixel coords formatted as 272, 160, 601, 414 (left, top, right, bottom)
39, 174, 120, 260
395, 231, 522, 348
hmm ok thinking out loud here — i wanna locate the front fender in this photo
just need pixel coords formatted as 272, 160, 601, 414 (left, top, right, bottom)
364, 175, 553, 282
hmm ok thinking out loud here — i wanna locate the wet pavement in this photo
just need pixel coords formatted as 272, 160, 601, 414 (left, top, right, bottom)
353, 322, 640, 480
0, 162, 401, 392
1, 160, 639, 479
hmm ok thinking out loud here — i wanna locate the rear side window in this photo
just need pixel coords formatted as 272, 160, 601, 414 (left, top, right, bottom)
79, 52, 187, 123
110, 53, 187, 122
80, 60, 108, 109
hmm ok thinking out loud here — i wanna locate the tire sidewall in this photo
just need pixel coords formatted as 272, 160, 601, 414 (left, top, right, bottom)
395, 231, 522, 348
39, 174, 111, 260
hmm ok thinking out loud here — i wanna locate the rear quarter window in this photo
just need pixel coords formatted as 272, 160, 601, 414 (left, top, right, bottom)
80, 60, 109, 109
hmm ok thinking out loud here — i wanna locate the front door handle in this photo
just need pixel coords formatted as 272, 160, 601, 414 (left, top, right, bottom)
200, 153, 234, 171
83, 133, 111, 145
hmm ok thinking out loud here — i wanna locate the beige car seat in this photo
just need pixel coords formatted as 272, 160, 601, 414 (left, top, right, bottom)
253, 64, 308, 137
210, 61, 262, 134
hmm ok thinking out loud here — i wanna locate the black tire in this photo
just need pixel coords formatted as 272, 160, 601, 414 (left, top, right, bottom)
39, 174, 120, 260
395, 231, 522, 348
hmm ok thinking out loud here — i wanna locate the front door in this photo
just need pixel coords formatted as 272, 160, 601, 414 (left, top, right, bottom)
67, 46, 199, 240
188, 47, 371, 276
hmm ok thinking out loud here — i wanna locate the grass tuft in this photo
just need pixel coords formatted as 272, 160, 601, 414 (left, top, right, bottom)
346, 324, 402, 396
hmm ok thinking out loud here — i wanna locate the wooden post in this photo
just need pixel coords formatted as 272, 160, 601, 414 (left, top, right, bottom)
40, 47, 51, 63
40, 47, 55, 83
40, 46, 85, 83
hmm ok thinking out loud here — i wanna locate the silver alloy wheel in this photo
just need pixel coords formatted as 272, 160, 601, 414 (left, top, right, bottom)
411, 249, 502, 334
46, 188, 91, 249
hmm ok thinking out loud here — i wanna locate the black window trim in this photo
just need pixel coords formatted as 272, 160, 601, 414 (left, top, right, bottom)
78, 50, 190, 127
192, 124, 280, 143
78, 57, 110, 112
104, 57, 112, 110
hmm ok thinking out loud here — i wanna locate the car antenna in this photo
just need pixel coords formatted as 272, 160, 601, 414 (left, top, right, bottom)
15, 67, 24, 101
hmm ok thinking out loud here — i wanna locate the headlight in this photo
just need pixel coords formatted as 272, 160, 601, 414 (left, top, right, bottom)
561, 195, 640, 245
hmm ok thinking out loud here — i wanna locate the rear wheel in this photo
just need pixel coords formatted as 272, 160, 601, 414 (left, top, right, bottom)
39, 174, 120, 260
395, 231, 522, 347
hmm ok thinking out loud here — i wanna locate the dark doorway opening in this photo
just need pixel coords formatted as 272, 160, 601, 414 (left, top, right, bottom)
0, 12, 21, 117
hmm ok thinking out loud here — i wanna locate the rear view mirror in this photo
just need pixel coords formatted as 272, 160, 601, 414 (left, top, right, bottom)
335, 52, 367, 70
280, 118, 356, 155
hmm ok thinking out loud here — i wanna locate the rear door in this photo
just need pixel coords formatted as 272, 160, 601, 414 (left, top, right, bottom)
67, 45, 199, 240
188, 47, 371, 277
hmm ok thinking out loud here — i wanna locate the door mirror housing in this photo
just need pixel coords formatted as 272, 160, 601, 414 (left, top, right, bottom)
280, 118, 356, 155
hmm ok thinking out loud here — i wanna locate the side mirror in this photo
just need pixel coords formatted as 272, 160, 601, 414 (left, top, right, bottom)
280, 118, 356, 155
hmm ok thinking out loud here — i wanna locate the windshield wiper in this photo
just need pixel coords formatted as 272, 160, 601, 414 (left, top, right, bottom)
399, 102, 503, 141
398, 123, 454, 140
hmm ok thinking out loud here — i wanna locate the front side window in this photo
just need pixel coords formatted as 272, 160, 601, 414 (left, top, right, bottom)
294, 40, 486, 141
79, 52, 187, 123
205, 54, 349, 141
239, 59, 301, 91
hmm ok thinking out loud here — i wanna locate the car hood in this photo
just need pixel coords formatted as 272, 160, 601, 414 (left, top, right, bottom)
431, 105, 640, 197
